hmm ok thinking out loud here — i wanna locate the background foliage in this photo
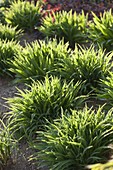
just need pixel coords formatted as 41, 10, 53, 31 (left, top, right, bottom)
4, 0, 42, 32
40, 10, 88, 48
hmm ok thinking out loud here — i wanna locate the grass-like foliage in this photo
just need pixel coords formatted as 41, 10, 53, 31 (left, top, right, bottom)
7, 76, 86, 137
0, 24, 23, 41
4, 0, 42, 32
97, 72, 113, 109
0, 7, 6, 24
61, 45, 113, 93
9, 38, 71, 83
89, 9, 113, 51
32, 106, 113, 170
0, 39, 22, 76
0, 119, 17, 168
87, 160, 113, 170
0, 0, 14, 8
10, 41, 113, 94
39, 10, 88, 48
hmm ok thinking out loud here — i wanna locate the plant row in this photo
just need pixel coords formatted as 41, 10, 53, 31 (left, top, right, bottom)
0, 1, 113, 50
1, 38, 113, 94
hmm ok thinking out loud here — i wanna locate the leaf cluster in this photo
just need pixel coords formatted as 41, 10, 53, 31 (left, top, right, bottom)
0, 119, 17, 168
0, 7, 6, 24
9, 38, 71, 83
40, 10, 88, 48
97, 72, 113, 109
4, 0, 42, 32
0, 39, 22, 76
31, 106, 113, 170
0, 24, 23, 41
0, 0, 15, 8
89, 9, 113, 51
87, 160, 113, 170
70, 45, 113, 93
7, 76, 86, 137
56, 44, 113, 93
